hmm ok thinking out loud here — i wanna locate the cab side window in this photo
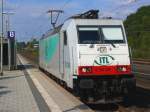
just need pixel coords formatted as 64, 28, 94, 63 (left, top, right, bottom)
64, 31, 67, 46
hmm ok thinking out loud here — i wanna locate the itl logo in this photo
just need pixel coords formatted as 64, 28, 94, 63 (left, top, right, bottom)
94, 55, 115, 65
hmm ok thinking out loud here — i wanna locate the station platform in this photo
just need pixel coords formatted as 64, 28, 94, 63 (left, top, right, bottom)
0, 54, 93, 112
0, 67, 41, 112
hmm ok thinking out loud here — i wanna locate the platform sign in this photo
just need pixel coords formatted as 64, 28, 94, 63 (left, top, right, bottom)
8, 31, 15, 40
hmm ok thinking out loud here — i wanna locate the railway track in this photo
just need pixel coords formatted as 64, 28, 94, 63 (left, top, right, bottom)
20, 54, 150, 112
117, 105, 129, 112
133, 59, 150, 65
88, 103, 129, 112
135, 73, 150, 80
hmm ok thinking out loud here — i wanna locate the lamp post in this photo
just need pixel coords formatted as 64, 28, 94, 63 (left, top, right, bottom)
3, 12, 14, 35
0, 0, 4, 76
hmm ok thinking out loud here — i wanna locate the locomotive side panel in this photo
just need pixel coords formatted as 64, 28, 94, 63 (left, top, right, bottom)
39, 21, 76, 88
39, 33, 62, 79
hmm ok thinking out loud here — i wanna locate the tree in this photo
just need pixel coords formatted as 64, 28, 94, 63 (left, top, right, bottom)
124, 6, 150, 59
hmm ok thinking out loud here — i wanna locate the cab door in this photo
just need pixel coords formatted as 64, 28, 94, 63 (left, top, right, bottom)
60, 31, 65, 78
60, 31, 70, 81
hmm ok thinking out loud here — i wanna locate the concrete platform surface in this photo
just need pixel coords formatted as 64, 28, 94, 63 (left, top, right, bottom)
0, 70, 40, 112
18, 54, 94, 112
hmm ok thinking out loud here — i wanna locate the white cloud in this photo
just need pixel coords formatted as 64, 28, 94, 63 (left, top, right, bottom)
101, 0, 150, 19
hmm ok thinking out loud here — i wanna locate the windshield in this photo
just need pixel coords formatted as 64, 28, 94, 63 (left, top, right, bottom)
78, 26, 125, 44
101, 27, 125, 43
78, 27, 100, 44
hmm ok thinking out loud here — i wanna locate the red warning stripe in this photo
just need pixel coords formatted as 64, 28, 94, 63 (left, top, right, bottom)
78, 65, 132, 76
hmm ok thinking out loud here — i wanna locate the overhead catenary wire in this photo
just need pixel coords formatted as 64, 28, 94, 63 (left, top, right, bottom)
30, 0, 73, 39
27, 12, 50, 39
101, 0, 138, 18
126, 30, 150, 33
61, 0, 74, 10
28, 0, 74, 39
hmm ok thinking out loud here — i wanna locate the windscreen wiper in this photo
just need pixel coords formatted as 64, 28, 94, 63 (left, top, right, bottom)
110, 42, 116, 48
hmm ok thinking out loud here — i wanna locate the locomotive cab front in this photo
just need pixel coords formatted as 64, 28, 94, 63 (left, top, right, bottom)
69, 19, 136, 103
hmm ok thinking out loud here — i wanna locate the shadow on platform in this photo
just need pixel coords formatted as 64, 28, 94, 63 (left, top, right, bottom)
17, 64, 35, 70
0, 86, 11, 97
0, 86, 7, 89
63, 104, 91, 112
0, 90, 11, 97
0, 75, 24, 80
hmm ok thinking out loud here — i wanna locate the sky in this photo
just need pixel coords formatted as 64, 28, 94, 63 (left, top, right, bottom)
0, 0, 150, 42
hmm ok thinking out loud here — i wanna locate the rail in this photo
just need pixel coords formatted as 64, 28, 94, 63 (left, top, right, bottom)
133, 59, 150, 65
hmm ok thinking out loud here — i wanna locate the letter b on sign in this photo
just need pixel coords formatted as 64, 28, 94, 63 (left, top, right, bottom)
8, 31, 15, 40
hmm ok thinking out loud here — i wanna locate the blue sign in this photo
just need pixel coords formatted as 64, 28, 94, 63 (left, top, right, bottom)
8, 31, 15, 39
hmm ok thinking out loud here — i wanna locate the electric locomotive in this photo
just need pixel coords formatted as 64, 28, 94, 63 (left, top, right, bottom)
39, 10, 136, 103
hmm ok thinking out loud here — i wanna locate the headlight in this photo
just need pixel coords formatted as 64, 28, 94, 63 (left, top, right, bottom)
122, 67, 127, 72
117, 66, 127, 72
81, 67, 92, 73
82, 68, 87, 72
